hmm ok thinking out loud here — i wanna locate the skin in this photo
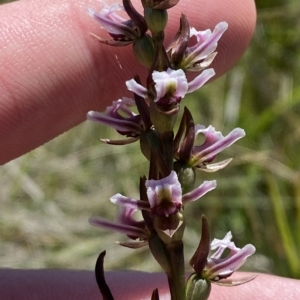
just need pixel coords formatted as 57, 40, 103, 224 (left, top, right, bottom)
1, 0, 299, 299
0, 0, 256, 164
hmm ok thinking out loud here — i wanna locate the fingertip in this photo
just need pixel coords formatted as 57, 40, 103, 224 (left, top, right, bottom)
212, 0, 257, 76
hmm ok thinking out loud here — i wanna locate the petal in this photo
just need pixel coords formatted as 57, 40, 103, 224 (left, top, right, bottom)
100, 3, 126, 23
209, 244, 256, 280
187, 68, 215, 93
116, 206, 145, 229
87, 111, 141, 135
182, 180, 217, 204
212, 274, 257, 286
193, 127, 246, 164
186, 22, 228, 66
126, 79, 148, 98
211, 231, 233, 250
89, 217, 148, 239
210, 231, 237, 259
110, 193, 150, 211
189, 28, 212, 46
88, 6, 137, 39
105, 97, 136, 118
197, 158, 233, 172
152, 68, 188, 100
195, 125, 224, 151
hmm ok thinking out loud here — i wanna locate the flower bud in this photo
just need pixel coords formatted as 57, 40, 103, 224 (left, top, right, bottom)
174, 161, 196, 194
144, 7, 168, 33
186, 274, 211, 300
133, 34, 155, 68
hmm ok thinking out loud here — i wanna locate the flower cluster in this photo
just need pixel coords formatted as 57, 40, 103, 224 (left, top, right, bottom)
87, 0, 256, 299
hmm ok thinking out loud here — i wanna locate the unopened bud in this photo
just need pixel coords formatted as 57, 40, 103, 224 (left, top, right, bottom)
186, 274, 211, 300
144, 7, 168, 33
133, 34, 155, 68
174, 161, 196, 194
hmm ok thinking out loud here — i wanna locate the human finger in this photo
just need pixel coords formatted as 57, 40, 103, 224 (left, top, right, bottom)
0, 0, 256, 163
0, 269, 299, 299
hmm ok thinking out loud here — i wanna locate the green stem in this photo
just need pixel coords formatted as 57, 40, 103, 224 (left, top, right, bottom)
165, 241, 186, 300
160, 131, 174, 171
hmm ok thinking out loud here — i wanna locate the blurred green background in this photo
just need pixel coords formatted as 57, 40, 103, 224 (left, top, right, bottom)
1, 0, 300, 279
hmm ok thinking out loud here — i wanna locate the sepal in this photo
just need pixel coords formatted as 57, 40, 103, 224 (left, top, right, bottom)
95, 251, 115, 300
212, 274, 257, 287
190, 215, 210, 274
174, 107, 195, 162
122, 0, 148, 36
167, 13, 190, 66
151, 288, 160, 300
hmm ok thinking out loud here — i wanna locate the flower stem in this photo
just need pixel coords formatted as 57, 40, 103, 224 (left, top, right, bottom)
165, 241, 186, 300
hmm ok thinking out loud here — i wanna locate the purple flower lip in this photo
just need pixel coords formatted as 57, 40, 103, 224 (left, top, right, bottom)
126, 68, 215, 105
145, 171, 182, 217
151, 68, 189, 102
